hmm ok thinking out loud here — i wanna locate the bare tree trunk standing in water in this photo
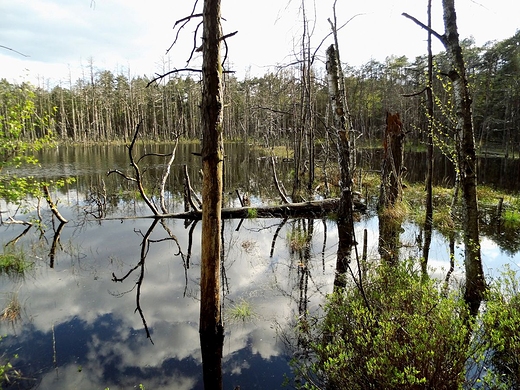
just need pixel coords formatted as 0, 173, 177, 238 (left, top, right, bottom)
378, 112, 405, 265
441, 0, 485, 317
422, 0, 434, 276
404, 0, 485, 319
403, 0, 486, 318
326, 44, 355, 289
199, 0, 224, 388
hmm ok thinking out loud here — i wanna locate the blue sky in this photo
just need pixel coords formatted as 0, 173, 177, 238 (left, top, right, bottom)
1, 0, 518, 86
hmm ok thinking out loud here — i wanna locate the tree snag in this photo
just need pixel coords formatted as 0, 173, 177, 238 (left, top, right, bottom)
199, 0, 225, 388
326, 44, 355, 289
379, 112, 405, 208
378, 112, 405, 265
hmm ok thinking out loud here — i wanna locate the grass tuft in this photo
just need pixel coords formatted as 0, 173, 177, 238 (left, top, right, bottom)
0, 250, 33, 276
227, 299, 255, 323
1, 293, 21, 323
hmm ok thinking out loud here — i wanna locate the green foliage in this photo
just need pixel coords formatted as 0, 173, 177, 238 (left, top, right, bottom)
0, 249, 33, 276
246, 207, 257, 219
0, 336, 20, 389
503, 209, 520, 229
295, 260, 472, 390
479, 266, 520, 389
0, 81, 56, 203
0, 359, 13, 389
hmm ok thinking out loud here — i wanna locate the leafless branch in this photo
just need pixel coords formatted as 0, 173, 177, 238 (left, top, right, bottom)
220, 30, 238, 69
49, 221, 66, 268
270, 217, 288, 258
311, 13, 364, 65
270, 156, 291, 204
402, 12, 446, 45
147, 68, 202, 87
183, 164, 202, 212
160, 138, 179, 214
166, 0, 202, 54
0, 45, 30, 57
112, 219, 159, 344
4, 224, 32, 247
106, 169, 137, 182
107, 121, 160, 215
186, 21, 204, 65
402, 86, 428, 97
43, 185, 68, 223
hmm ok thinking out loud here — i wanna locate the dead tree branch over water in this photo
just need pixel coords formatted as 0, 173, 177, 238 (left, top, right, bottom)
107, 122, 180, 216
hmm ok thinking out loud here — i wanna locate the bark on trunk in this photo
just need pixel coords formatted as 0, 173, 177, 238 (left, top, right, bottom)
379, 112, 404, 209
442, 0, 485, 317
326, 44, 355, 289
199, 0, 224, 388
378, 112, 404, 265
422, 0, 434, 275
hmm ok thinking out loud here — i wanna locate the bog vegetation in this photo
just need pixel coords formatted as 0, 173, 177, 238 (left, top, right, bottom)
0, 25, 520, 389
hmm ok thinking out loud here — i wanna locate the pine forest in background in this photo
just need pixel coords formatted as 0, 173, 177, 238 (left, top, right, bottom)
1, 32, 519, 153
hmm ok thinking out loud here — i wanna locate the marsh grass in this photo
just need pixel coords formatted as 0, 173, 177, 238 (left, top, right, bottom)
0, 250, 33, 276
503, 209, 520, 229
227, 299, 255, 323
1, 292, 21, 323
288, 229, 309, 253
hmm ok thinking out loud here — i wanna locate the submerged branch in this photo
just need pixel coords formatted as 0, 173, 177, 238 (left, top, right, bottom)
105, 198, 359, 221
43, 185, 68, 223
160, 139, 180, 214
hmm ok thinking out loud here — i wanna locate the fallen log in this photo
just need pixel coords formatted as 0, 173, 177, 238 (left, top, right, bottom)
169, 198, 340, 220
101, 197, 366, 221
121, 197, 364, 221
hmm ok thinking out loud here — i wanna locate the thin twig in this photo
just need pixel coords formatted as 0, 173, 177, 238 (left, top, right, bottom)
0, 45, 29, 57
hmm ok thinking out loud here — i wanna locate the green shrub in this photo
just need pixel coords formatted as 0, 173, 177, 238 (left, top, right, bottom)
295, 260, 473, 390
480, 266, 520, 389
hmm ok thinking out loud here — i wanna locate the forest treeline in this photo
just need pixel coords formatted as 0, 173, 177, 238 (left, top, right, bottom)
1, 32, 519, 153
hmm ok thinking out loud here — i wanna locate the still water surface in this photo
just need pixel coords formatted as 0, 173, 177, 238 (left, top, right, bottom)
0, 143, 518, 389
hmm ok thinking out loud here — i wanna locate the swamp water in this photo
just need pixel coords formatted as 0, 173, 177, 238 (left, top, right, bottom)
0, 143, 518, 389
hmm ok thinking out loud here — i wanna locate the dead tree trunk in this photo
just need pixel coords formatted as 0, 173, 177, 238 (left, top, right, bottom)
422, 0, 434, 275
379, 112, 405, 208
326, 44, 355, 289
199, 0, 224, 388
378, 112, 405, 265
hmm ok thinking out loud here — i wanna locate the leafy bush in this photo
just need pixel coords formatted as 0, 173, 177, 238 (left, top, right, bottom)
295, 260, 474, 390
479, 266, 520, 389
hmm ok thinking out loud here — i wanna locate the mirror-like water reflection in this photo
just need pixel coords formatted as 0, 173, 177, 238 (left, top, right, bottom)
1, 213, 341, 389
0, 143, 519, 389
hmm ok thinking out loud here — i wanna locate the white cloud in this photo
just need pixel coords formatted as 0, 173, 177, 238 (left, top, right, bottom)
1, 0, 518, 85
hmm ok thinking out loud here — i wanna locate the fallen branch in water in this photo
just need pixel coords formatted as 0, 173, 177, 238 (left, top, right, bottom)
102, 197, 366, 221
